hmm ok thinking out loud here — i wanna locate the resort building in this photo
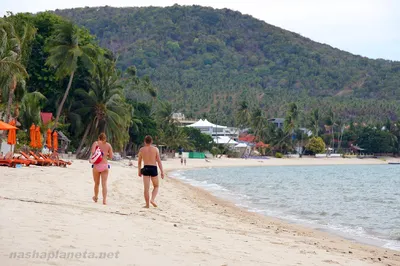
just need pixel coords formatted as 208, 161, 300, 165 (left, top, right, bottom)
186, 119, 239, 139
172, 113, 197, 126
268, 118, 285, 129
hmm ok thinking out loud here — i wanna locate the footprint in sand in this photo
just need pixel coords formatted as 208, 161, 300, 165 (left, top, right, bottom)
322, 260, 339, 264
48, 234, 62, 239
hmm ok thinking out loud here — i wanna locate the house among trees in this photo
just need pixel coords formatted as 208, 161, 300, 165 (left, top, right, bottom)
40, 112, 53, 125
268, 118, 285, 129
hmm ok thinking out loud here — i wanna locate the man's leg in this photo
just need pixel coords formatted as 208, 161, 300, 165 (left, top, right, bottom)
92, 169, 101, 202
142, 176, 151, 208
100, 170, 109, 205
150, 176, 159, 207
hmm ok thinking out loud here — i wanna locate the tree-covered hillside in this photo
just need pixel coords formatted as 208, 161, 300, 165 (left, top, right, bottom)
55, 5, 400, 125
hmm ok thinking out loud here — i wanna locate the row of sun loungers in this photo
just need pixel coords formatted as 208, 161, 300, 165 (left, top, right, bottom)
0, 151, 72, 168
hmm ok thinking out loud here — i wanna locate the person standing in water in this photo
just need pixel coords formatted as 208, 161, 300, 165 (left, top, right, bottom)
91, 133, 113, 205
138, 135, 164, 208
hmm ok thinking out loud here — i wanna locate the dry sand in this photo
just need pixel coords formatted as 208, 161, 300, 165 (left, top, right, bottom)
0, 156, 399, 266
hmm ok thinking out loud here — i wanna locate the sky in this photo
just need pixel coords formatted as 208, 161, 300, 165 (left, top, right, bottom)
1, 0, 399, 61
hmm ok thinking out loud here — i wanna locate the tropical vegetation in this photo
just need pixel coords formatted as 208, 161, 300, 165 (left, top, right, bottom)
55, 5, 400, 126
2, 7, 400, 158
0, 12, 213, 156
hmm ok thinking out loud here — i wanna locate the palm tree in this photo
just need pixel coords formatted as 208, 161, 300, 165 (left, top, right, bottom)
281, 103, 299, 151
46, 22, 96, 129
156, 102, 177, 129
235, 101, 251, 129
73, 57, 131, 158
19, 91, 46, 129
309, 108, 320, 137
269, 128, 291, 153
251, 107, 267, 142
326, 109, 336, 151
233, 101, 252, 157
158, 125, 193, 151
0, 17, 35, 122
124, 66, 157, 98
284, 103, 299, 134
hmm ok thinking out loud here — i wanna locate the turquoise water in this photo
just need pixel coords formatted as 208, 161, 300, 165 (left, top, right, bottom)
172, 165, 400, 250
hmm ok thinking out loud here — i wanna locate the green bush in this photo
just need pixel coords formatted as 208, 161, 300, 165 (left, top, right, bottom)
210, 146, 220, 157
306, 137, 326, 154
275, 152, 283, 158
16, 130, 29, 150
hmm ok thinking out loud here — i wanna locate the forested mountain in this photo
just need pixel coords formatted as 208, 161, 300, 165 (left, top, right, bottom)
55, 5, 400, 125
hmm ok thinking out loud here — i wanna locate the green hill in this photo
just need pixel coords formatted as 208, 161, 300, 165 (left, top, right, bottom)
55, 5, 400, 125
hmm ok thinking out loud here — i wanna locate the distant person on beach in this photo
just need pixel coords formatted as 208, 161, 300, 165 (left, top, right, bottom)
90, 133, 113, 205
184, 158, 187, 166
181, 157, 183, 165
42, 144, 50, 155
138, 135, 164, 208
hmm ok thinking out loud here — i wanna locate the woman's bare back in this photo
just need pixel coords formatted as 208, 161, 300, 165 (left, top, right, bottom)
92, 141, 113, 163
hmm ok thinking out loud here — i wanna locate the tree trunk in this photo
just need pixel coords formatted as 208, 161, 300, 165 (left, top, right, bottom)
52, 71, 75, 130
331, 125, 334, 151
5, 76, 17, 123
76, 121, 92, 155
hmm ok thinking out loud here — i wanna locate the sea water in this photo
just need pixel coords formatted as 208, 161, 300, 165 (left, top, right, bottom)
172, 165, 400, 250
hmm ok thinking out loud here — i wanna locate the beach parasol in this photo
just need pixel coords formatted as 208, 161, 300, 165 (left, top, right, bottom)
0, 120, 18, 130
29, 124, 36, 148
53, 131, 58, 152
46, 128, 52, 149
35, 126, 42, 149
7, 120, 17, 145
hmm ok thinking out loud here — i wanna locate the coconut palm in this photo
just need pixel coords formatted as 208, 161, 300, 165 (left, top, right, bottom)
156, 102, 177, 129
250, 107, 267, 141
325, 109, 336, 150
235, 100, 251, 129
19, 91, 46, 129
158, 125, 193, 151
124, 66, 157, 99
46, 21, 96, 129
73, 57, 131, 157
278, 103, 299, 151
284, 103, 299, 134
309, 108, 320, 137
0, 17, 35, 122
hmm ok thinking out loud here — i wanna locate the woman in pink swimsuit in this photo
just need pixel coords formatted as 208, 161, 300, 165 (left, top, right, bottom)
91, 133, 113, 205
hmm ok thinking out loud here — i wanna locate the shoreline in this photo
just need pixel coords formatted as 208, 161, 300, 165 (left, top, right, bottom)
0, 157, 399, 265
163, 157, 400, 263
168, 166, 398, 252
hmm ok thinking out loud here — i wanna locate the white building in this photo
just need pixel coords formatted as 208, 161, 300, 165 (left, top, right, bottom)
186, 119, 239, 139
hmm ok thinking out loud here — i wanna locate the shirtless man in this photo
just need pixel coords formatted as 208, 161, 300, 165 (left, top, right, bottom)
138, 135, 164, 208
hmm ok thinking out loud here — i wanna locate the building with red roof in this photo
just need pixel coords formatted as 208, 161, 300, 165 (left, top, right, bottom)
40, 112, 53, 125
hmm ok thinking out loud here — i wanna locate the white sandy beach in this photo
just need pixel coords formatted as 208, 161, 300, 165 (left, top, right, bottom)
0, 157, 399, 266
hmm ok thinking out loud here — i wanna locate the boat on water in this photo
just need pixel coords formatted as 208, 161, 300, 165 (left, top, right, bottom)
388, 162, 400, 165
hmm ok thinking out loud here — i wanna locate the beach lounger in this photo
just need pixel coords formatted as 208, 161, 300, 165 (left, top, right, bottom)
20, 151, 40, 165
38, 152, 69, 167
0, 159, 15, 167
49, 152, 72, 167
20, 151, 48, 166
0, 158, 31, 167
29, 151, 52, 166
